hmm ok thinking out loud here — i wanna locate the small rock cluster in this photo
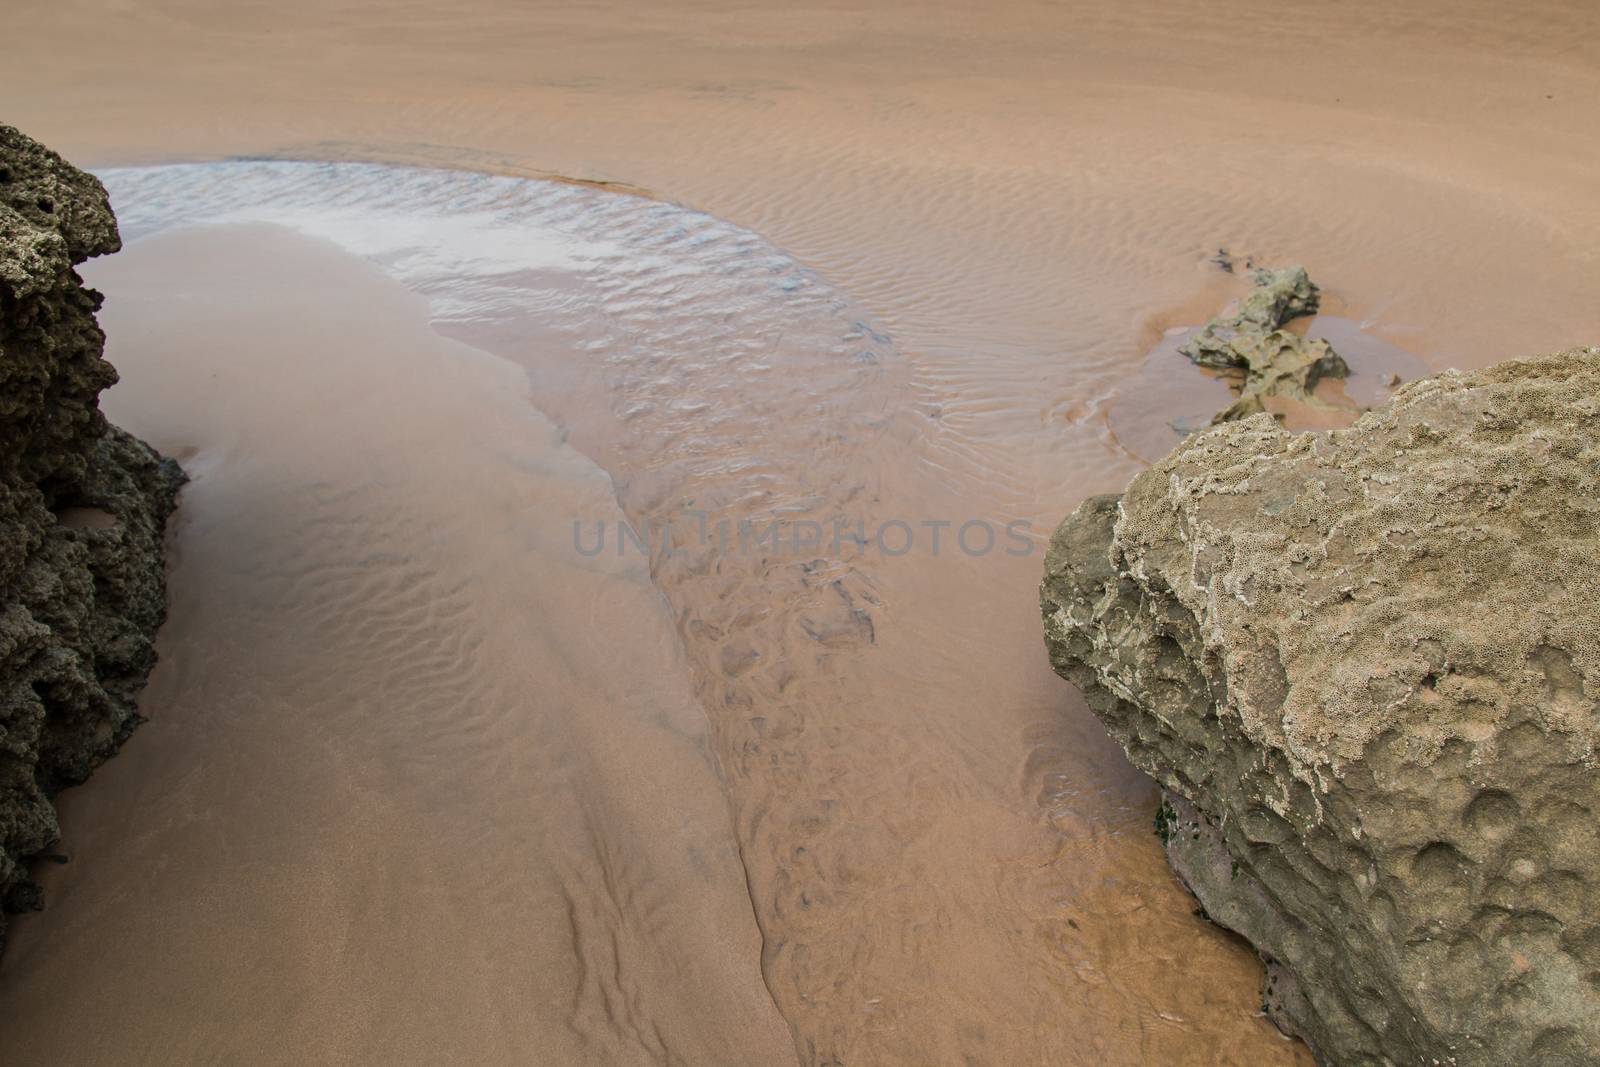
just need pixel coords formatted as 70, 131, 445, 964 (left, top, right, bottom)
1180, 265, 1350, 423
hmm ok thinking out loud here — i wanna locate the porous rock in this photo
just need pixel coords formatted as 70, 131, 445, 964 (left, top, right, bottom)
1181, 265, 1351, 423
1, 124, 183, 946
1043, 349, 1600, 1065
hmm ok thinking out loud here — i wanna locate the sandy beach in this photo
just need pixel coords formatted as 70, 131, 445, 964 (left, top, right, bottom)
2, 2, 1598, 1064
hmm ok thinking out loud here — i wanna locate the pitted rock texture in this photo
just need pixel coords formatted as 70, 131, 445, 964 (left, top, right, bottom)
1180, 265, 1351, 424
1042, 349, 1600, 1066
1, 124, 183, 946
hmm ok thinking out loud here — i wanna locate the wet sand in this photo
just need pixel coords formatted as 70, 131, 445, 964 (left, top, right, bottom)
3, 2, 1599, 1064
0, 224, 796, 1064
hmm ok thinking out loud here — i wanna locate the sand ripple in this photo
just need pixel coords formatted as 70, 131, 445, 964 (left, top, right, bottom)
79, 164, 1309, 1064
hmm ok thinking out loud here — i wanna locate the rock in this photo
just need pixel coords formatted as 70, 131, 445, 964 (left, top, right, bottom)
0, 125, 183, 946
1041, 349, 1600, 1066
1180, 266, 1351, 423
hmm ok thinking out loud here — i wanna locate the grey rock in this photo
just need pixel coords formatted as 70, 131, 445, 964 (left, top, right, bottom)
1180, 266, 1351, 424
0, 125, 183, 945
1042, 349, 1600, 1066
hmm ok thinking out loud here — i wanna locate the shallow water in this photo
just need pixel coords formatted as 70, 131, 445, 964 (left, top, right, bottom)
1107, 311, 1432, 465
1, 221, 800, 1065
0, 165, 1308, 1065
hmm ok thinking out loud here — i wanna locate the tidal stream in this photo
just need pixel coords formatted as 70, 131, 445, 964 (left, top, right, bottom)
0, 163, 1321, 1064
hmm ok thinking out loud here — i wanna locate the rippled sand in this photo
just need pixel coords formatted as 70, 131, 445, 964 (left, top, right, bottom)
0, 222, 798, 1064
3, 2, 1598, 1064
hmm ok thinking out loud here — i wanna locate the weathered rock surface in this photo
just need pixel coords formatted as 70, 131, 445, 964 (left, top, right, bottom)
1, 125, 183, 946
1181, 266, 1351, 423
1042, 349, 1600, 1066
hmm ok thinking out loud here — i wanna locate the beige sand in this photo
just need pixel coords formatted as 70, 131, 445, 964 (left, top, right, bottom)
2, 2, 1598, 1064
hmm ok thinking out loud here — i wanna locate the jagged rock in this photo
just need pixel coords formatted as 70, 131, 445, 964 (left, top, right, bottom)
1042, 349, 1600, 1066
0, 125, 183, 944
1181, 266, 1351, 423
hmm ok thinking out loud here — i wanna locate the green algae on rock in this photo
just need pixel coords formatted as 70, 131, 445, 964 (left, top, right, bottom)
0, 125, 183, 945
1180, 265, 1351, 424
1043, 349, 1600, 1066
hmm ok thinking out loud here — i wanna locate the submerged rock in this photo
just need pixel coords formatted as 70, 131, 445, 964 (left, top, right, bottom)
1042, 349, 1600, 1065
0, 125, 183, 945
1181, 266, 1351, 423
